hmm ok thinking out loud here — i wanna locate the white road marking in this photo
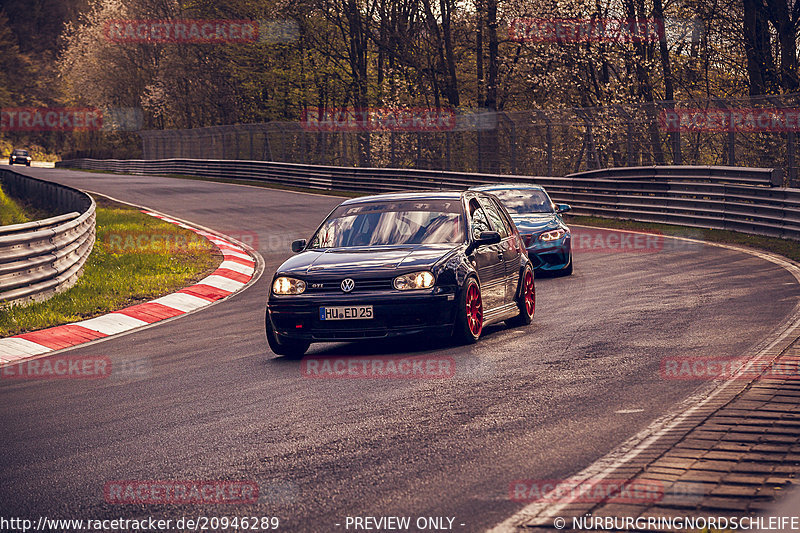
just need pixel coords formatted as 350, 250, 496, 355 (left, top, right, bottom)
72, 314, 149, 335
149, 293, 211, 313
219, 260, 255, 275
0, 338, 52, 359
197, 275, 245, 292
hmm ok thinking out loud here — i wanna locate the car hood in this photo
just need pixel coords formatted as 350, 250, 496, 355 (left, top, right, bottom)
511, 213, 561, 234
277, 243, 458, 277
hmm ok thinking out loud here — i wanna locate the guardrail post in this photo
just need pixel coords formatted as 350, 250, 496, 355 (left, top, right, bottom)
249, 128, 255, 160
416, 132, 422, 169
442, 131, 449, 171
788, 132, 796, 186
727, 130, 735, 166
534, 110, 553, 176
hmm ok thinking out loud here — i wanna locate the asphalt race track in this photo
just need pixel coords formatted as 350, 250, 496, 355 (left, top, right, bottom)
2, 167, 799, 532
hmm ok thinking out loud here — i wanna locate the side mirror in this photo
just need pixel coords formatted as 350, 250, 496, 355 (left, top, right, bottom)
476, 231, 502, 245
291, 239, 307, 253
467, 230, 501, 254
556, 204, 572, 214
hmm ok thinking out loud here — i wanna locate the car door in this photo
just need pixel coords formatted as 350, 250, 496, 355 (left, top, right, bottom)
467, 196, 506, 311
478, 196, 523, 305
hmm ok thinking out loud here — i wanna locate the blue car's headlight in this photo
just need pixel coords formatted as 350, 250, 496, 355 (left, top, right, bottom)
394, 271, 435, 290
272, 276, 306, 295
539, 229, 566, 242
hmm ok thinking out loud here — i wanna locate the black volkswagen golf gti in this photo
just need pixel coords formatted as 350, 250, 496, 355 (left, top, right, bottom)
266, 191, 536, 357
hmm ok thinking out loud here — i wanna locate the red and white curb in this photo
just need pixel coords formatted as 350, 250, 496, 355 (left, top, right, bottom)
0, 210, 261, 365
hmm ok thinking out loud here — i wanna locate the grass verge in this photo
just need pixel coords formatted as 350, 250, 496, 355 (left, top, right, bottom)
0, 185, 52, 225
567, 215, 800, 262
0, 195, 221, 337
0, 185, 31, 225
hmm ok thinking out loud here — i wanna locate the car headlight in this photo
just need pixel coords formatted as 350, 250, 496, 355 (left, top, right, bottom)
393, 271, 435, 290
26, 157, 31, 160
539, 229, 566, 242
272, 276, 306, 295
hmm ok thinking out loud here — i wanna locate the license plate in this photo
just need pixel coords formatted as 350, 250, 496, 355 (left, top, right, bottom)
319, 305, 373, 320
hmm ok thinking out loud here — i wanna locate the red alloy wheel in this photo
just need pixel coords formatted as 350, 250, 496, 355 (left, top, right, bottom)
523, 269, 535, 316
466, 281, 483, 337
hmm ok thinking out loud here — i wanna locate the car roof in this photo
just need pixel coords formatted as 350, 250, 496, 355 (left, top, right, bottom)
471, 183, 545, 192
340, 190, 469, 205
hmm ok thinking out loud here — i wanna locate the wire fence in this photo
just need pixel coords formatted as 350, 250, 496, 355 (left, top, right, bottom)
102, 94, 800, 186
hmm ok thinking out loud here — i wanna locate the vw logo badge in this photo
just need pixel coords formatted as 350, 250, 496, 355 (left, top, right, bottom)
340, 278, 355, 293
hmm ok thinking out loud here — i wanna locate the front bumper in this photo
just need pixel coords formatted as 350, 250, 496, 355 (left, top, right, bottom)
527, 237, 571, 271
267, 291, 457, 342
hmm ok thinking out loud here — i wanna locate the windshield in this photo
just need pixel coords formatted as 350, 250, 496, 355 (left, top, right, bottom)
12, 150, 29, 156
308, 200, 464, 248
488, 188, 554, 214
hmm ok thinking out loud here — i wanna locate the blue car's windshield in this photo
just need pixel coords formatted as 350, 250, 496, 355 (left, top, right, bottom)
489, 189, 553, 214
309, 200, 464, 248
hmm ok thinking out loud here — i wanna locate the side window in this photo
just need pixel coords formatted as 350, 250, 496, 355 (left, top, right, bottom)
468, 198, 492, 239
478, 197, 510, 238
492, 197, 517, 237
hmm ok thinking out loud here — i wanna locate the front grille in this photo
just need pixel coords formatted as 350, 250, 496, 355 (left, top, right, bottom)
307, 278, 394, 293
541, 252, 565, 265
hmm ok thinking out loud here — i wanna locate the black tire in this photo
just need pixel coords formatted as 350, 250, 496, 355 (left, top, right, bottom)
507, 265, 535, 327
265, 310, 309, 358
453, 277, 483, 344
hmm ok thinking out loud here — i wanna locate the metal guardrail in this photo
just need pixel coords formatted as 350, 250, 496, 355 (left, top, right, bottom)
0, 169, 96, 307
56, 158, 800, 241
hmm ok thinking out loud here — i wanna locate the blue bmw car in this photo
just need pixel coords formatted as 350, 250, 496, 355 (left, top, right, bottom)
472, 184, 573, 275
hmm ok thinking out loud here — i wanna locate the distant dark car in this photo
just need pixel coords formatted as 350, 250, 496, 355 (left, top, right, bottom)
8, 149, 31, 166
472, 184, 573, 275
265, 191, 536, 357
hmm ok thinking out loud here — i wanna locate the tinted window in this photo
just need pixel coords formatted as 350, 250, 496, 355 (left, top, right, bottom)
478, 197, 511, 238
468, 198, 492, 239
489, 188, 554, 214
308, 200, 464, 248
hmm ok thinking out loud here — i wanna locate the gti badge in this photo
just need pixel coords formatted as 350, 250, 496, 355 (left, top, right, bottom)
340, 278, 355, 293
